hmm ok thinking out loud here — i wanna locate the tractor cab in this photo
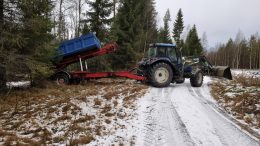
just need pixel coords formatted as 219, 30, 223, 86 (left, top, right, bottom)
146, 43, 182, 65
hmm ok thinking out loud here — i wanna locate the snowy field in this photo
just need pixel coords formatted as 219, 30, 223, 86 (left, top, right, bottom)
232, 69, 260, 78
0, 71, 259, 145
211, 70, 260, 138
0, 79, 148, 145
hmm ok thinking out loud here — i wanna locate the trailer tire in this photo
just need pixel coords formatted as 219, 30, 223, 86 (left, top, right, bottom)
55, 73, 70, 85
148, 63, 173, 87
190, 71, 203, 87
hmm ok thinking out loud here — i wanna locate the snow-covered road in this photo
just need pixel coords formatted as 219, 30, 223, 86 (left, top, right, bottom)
135, 77, 260, 146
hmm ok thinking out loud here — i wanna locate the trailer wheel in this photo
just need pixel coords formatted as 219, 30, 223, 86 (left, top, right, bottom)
55, 73, 70, 85
148, 63, 173, 87
190, 71, 203, 87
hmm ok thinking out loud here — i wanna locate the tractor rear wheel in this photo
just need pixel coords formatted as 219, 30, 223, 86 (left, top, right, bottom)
190, 71, 203, 87
148, 63, 173, 87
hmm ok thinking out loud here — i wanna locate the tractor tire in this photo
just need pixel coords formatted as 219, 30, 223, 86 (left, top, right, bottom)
176, 77, 185, 84
55, 73, 70, 85
148, 63, 173, 87
190, 71, 203, 87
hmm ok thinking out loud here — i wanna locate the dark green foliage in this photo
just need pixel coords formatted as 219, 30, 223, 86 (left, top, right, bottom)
86, 0, 113, 42
0, 65, 6, 90
0, 0, 3, 29
0, 0, 55, 86
18, 0, 54, 55
158, 9, 171, 43
183, 25, 203, 56
82, 23, 90, 35
83, 0, 113, 72
173, 9, 184, 50
110, 0, 158, 69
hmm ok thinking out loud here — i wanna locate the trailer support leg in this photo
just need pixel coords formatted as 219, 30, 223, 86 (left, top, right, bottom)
85, 60, 88, 71
79, 57, 83, 71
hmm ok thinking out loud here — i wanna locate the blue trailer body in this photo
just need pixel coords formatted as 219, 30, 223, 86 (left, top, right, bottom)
58, 33, 101, 58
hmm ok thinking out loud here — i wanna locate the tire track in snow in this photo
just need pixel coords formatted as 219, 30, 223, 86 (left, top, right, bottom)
164, 87, 195, 146
193, 86, 260, 141
142, 87, 195, 146
187, 85, 229, 146
186, 83, 259, 145
143, 89, 168, 146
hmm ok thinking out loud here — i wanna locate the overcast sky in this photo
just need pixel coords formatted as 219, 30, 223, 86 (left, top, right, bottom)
155, 0, 260, 48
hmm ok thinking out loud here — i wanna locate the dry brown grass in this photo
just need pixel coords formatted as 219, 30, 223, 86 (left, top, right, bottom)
211, 76, 260, 129
74, 115, 95, 124
105, 112, 115, 117
3, 134, 41, 146
0, 79, 149, 145
104, 91, 117, 100
234, 75, 260, 87
53, 115, 72, 124
101, 104, 112, 114
70, 135, 95, 146
94, 98, 102, 106
105, 119, 111, 124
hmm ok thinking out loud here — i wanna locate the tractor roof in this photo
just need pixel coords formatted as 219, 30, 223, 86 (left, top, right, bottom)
150, 43, 176, 47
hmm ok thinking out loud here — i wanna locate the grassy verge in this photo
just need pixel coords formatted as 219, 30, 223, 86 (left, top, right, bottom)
211, 75, 260, 130
0, 79, 148, 145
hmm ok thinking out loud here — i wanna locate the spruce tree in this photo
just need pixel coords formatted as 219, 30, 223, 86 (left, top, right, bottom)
110, 0, 158, 69
86, 0, 113, 42
173, 9, 184, 49
162, 9, 171, 43
183, 25, 203, 56
18, 0, 54, 55
157, 9, 171, 43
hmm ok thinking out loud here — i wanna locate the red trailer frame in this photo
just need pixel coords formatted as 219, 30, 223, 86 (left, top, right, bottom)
54, 43, 146, 83
71, 71, 146, 81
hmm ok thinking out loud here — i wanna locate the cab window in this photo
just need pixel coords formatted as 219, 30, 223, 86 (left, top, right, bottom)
167, 47, 177, 62
156, 47, 166, 57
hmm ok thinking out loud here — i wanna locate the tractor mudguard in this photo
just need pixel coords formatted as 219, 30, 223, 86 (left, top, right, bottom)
139, 57, 171, 66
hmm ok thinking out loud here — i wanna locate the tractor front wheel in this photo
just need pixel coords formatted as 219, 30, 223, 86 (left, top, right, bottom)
148, 63, 173, 87
190, 71, 203, 87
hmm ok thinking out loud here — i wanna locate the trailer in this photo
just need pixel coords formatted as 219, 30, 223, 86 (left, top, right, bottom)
52, 33, 145, 85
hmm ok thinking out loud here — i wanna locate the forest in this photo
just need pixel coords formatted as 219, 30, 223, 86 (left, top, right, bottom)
207, 31, 260, 69
0, 0, 259, 89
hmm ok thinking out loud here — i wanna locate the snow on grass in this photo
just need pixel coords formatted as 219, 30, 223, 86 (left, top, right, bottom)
0, 79, 148, 145
232, 69, 260, 78
211, 70, 260, 135
6, 81, 31, 88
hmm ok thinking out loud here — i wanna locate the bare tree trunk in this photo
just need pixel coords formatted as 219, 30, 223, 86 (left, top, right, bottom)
236, 44, 241, 69
259, 51, 260, 69
77, 0, 85, 37
232, 53, 236, 68
113, 0, 117, 18
249, 47, 252, 69
58, 0, 64, 40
